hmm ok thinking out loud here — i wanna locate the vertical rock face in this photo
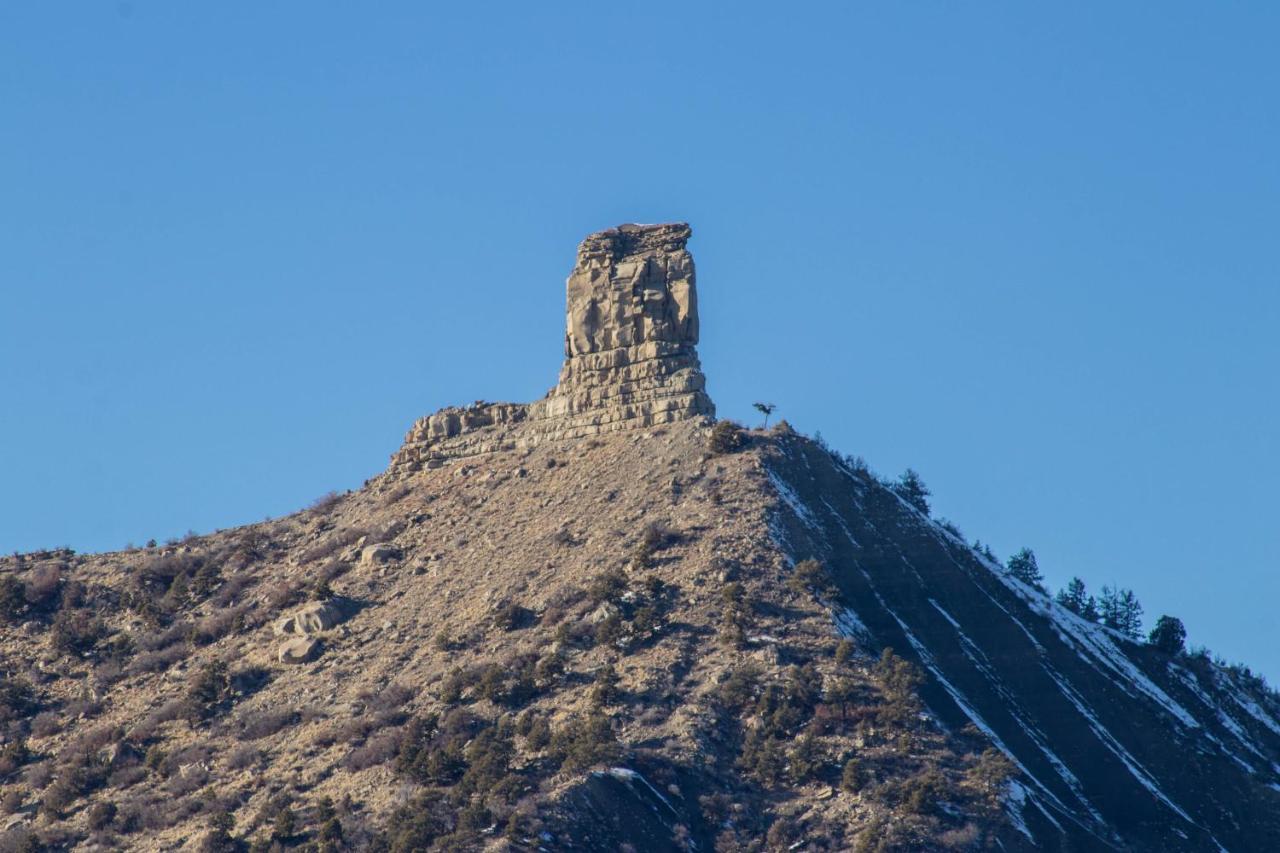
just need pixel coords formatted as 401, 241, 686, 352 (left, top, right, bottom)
540, 223, 714, 437
564, 223, 699, 356
386, 222, 714, 474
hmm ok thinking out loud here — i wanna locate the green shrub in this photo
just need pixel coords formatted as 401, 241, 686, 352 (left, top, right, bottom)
787, 559, 835, 597
187, 660, 231, 720
841, 758, 865, 792
494, 602, 533, 632
549, 714, 619, 772
50, 607, 106, 656
311, 578, 334, 601
708, 421, 746, 454
587, 569, 628, 606
901, 768, 947, 815
835, 639, 855, 667
717, 665, 762, 709
788, 732, 822, 783
0, 576, 26, 622
525, 717, 552, 751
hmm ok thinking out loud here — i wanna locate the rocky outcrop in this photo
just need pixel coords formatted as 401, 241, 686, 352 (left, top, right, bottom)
537, 223, 713, 438
387, 223, 715, 476
273, 600, 345, 637
277, 636, 319, 665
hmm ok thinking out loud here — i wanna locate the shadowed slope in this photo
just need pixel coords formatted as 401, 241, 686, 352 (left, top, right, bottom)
765, 431, 1280, 852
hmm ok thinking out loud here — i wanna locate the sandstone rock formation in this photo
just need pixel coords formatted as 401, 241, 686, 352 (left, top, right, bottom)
273, 600, 345, 637
359, 543, 400, 567
387, 223, 714, 476
542, 223, 712, 437
277, 636, 320, 665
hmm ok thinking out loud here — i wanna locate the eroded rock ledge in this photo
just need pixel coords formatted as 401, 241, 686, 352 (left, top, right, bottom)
387, 223, 715, 476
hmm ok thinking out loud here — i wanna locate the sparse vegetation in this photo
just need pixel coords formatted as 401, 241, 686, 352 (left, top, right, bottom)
708, 420, 746, 454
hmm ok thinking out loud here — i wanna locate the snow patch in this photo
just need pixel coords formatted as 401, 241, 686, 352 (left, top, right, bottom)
767, 469, 821, 531
1004, 781, 1035, 841
832, 606, 872, 643
602, 767, 681, 818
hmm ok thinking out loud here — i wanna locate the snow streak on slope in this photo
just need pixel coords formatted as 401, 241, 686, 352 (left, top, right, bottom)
999, 576, 1200, 729
765, 469, 820, 532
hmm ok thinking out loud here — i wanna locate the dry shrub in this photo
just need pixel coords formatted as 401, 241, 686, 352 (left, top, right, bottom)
192, 606, 247, 645
138, 622, 192, 652
265, 580, 304, 611
343, 728, 402, 772
30, 711, 60, 738
226, 745, 261, 771
129, 644, 190, 676
64, 697, 103, 720
318, 560, 351, 586
131, 697, 189, 740
165, 764, 210, 797
94, 660, 126, 689
234, 708, 298, 741
107, 765, 147, 789
0, 828, 40, 853
383, 485, 412, 505
310, 491, 343, 514
300, 526, 368, 564
365, 683, 413, 713
210, 573, 256, 608
58, 724, 121, 765
22, 762, 52, 790
938, 824, 981, 848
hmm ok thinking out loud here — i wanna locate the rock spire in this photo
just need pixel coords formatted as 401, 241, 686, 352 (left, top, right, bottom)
387, 223, 714, 474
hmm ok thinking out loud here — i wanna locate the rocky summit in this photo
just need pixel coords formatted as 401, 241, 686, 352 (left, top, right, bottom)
388, 223, 715, 476
0, 225, 1277, 852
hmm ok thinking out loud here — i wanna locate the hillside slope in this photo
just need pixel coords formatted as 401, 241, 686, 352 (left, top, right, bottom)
0, 422, 1023, 851
767, 433, 1280, 851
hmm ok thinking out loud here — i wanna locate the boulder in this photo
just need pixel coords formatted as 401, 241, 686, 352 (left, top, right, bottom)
273, 600, 344, 636
278, 637, 319, 664
360, 544, 400, 567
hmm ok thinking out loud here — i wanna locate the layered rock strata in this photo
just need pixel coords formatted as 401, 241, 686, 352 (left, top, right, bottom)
388, 223, 715, 475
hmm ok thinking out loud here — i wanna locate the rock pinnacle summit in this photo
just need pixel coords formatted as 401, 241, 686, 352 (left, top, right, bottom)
387, 223, 715, 475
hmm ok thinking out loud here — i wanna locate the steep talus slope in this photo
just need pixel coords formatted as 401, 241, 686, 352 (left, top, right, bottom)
765, 431, 1280, 852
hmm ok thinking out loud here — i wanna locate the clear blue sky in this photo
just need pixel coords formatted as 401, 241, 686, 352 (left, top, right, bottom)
3, 4, 1276, 679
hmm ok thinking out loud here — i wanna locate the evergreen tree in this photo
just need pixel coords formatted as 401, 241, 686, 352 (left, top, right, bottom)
1081, 595, 1100, 623
1148, 615, 1187, 655
1099, 586, 1143, 639
1056, 577, 1088, 613
971, 541, 998, 563
1057, 576, 1100, 621
893, 469, 931, 515
1006, 548, 1045, 591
